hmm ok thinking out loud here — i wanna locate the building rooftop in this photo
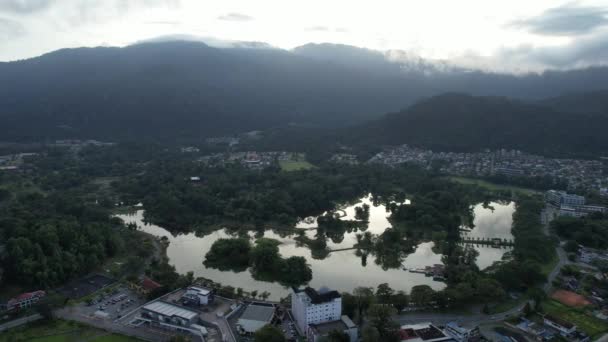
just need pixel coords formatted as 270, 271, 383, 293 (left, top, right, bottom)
188, 286, 211, 296
143, 301, 198, 320
239, 304, 275, 323
310, 316, 356, 335
400, 323, 454, 342
294, 287, 341, 304
141, 278, 161, 291
545, 314, 575, 329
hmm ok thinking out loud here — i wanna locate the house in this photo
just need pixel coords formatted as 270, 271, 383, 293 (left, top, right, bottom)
182, 286, 213, 306
307, 315, 357, 342
543, 314, 576, 336
443, 322, 481, 341
131, 277, 162, 296
291, 287, 342, 333
236, 303, 275, 334
3, 290, 46, 311
399, 322, 456, 342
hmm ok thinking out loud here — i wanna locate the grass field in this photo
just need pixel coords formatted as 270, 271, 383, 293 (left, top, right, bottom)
0, 320, 141, 342
447, 176, 538, 195
279, 160, 315, 172
541, 299, 608, 338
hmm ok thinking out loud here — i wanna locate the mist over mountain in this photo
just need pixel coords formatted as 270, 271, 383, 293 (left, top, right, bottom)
1, 39, 608, 141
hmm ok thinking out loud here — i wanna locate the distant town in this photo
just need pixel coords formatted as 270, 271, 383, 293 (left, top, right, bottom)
368, 145, 608, 194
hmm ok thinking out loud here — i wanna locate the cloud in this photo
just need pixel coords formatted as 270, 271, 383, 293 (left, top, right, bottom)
217, 12, 253, 22
0, 17, 25, 41
305, 26, 349, 33
0, 0, 53, 14
305, 26, 330, 32
510, 3, 608, 36
449, 28, 608, 73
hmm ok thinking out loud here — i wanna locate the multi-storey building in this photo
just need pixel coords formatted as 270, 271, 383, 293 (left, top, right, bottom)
291, 287, 342, 333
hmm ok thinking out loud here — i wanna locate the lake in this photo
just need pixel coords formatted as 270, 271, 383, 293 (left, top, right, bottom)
116, 196, 514, 299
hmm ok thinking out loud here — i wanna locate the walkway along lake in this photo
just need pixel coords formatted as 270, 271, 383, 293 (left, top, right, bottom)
116, 196, 514, 300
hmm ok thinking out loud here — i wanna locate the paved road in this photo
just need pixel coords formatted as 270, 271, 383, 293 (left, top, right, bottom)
0, 314, 42, 332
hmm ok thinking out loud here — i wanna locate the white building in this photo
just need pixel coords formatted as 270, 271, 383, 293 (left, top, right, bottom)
183, 286, 212, 305
546, 190, 586, 207
236, 304, 275, 334
291, 287, 342, 333
443, 322, 480, 341
141, 301, 198, 327
307, 315, 357, 342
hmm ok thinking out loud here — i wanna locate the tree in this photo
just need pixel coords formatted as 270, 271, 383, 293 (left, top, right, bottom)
250, 238, 281, 272
251, 290, 258, 299
361, 326, 380, 342
341, 292, 357, 319
254, 325, 285, 342
367, 304, 399, 341
376, 283, 394, 304
392, 291, 409, 312
410, 285, 435, 307
353, 287, 374, 324
325, 330, 350, 342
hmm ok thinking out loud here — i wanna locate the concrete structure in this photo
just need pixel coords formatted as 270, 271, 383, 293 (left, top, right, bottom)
443, 322, 480, 342
141, 301, 198, 327
291, 287, 342, 333
3, 290, 45, 311
399, 322, 455, 342
236, 303, 275, 333
544, 315, 576, 336
546, 190, 585, 207
183, 286, 213, 306
307, 315, 357, 342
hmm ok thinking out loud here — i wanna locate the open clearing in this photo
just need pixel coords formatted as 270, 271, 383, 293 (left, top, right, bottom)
279, 160, 315, 171
447, 176, 538, 195
0, 319, 141, 342
551, 289, 592, 308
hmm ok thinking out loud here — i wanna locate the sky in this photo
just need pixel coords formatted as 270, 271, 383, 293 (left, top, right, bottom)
1, 0, 608, 72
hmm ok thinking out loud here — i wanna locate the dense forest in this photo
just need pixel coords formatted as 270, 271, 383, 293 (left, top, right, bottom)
551, 213, 608, 249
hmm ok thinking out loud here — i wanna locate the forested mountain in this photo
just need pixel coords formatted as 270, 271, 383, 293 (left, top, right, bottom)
351, 93, 608, 157
2, 40, 608, 141
540, 90, 608, 116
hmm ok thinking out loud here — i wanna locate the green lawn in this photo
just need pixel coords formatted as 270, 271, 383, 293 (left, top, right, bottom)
0, 320, 141, 342
279, 160, 315, 172
541, 299, 608, 338
447, 176, 538, 195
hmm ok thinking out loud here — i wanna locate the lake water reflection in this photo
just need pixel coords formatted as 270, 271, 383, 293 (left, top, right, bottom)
116, 197, 514, 299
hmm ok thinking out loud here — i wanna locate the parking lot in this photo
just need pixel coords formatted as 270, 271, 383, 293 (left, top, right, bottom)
81, 285, 145, 321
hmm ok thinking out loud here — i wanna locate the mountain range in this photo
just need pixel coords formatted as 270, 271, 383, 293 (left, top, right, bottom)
1, 39, 608, 149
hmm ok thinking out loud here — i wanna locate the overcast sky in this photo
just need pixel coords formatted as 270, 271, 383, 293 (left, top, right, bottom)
1, 0, 608, 72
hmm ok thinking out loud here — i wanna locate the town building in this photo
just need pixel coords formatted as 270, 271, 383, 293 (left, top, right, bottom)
291, 287, 342, 333
182, 286, 213, 306
236, 303, 275, 334
543, 314, 576, 336
443, 322, 481, 342
399, 322, 456, 342
307, 315, 357, 342
2, 290, 46, 311
141, 301, 199, 327
546, 190, 586, 207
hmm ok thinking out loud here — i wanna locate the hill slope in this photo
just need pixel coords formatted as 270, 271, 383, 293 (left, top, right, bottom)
2, 41, 608, 141
353, 93, 608, 156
